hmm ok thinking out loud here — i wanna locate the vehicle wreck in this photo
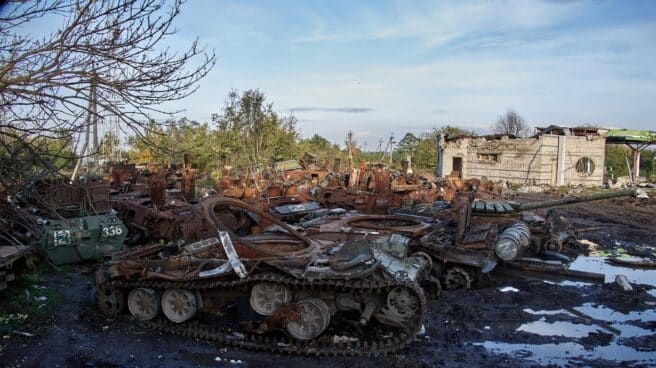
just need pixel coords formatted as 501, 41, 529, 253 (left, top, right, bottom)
96, 197, 429, 356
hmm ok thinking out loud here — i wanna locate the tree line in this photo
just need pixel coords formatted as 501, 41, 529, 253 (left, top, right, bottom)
99, 95, 656, 181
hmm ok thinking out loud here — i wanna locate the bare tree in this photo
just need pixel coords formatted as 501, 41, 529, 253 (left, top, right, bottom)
493, 110, 529, 137
0, 0, 215, 190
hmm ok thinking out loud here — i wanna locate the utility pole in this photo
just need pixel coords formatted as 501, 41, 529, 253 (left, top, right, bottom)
375, 138, 383, 153
346, 131, 353, 170
388, 134, 395, 166
91, 73, 98, 152
70, 80, 95, 183
379, 133, 395, 166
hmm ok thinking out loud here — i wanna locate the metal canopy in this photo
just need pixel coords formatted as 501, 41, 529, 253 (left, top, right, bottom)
605, 129, 656, 145
603, 129, 656, 181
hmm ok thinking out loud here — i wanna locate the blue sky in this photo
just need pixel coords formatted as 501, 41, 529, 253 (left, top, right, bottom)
23, 0, 656, 147
168, 0, 656, 147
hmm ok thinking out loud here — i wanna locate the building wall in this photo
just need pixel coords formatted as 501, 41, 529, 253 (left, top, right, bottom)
441, 134, 605, 186
558, 135, 606, 186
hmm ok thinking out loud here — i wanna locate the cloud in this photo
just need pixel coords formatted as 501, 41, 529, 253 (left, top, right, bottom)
172, 1, 656, 146
291, 0, 586, 48
293, 107, 374, 113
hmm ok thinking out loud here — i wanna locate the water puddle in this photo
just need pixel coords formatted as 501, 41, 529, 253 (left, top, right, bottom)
519, 304, 653, 338
574, 303, 656, 324
543, 279, 594, 288
480, 303, 656, 364
569, 256, 656, 286
477, 341, 656, 366
523, 308, 572, 316
517, 318, 600, 338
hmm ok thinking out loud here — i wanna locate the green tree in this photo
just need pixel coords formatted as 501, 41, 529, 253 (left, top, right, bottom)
127, 119, 215, 171
605, 145, 656, 180
396, 133, 420, 156
98, 132, 122, 160
211, 89, 299, 168
0, 129, 74, 187
296, 134, 340, 162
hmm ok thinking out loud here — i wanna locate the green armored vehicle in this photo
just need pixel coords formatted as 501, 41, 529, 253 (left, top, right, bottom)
13, 178, 127, 265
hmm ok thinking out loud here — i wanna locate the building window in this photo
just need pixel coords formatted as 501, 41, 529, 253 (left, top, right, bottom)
477, 153, 498, 163
576, 157, 595, 176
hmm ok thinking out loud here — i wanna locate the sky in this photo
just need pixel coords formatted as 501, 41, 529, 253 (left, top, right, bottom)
15, 0, 656, 148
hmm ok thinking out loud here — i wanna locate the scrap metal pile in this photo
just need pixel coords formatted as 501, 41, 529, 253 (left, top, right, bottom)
216, 158, 447, 214
0, 156, 635, 353
90, 158, 636, 355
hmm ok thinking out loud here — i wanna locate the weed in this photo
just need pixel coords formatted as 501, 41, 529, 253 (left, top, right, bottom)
0, 263, 63, 337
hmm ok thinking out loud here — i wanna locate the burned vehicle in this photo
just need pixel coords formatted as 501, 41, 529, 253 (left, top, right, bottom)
319, 162, 441, 214
96, 197, 429, 356
112, 172, 213, 246
414, 189, 636, 289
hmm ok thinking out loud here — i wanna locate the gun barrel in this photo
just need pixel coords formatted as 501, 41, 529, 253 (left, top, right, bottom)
514, 189, 635, 212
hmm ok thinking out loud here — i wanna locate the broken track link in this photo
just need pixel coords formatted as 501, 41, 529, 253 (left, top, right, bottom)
97, 272, 427, 357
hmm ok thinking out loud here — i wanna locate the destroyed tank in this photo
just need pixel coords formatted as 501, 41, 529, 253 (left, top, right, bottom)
95, 197, 429, 356
414, 189, 636, 289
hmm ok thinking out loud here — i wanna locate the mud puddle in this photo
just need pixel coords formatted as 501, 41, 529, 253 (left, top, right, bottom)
569, 255, 656, 286
477, 258, 656, 366
478, 303, 656, 366
477, 340, 656, 366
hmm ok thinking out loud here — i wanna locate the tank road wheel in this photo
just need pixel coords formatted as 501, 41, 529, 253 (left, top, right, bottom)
286, 298, 331, 341
444, 267, 473, 290
97, 286, 125, 316
128, 288, 161, 321
387, 286, 419, 320
161, 289, 198, 323
250, 282, 293, 316
374, 286, 420, 327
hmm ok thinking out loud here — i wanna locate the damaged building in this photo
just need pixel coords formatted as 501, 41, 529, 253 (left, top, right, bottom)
438, 126, 607, 187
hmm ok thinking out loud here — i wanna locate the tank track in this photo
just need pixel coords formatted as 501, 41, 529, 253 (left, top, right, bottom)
98, 272, 426, 356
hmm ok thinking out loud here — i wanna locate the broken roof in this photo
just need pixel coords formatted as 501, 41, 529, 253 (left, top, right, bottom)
534, 125, 602, 136
444, 133, 517, 142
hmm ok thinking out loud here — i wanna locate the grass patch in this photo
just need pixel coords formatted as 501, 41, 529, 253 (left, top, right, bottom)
0, 263, 63, 339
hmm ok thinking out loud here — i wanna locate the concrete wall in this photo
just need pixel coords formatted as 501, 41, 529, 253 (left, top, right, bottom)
557, 135, 606, 186
441, 134, 605, 187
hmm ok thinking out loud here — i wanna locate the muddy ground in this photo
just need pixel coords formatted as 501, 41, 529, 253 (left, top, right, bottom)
1, 195, 655, 368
